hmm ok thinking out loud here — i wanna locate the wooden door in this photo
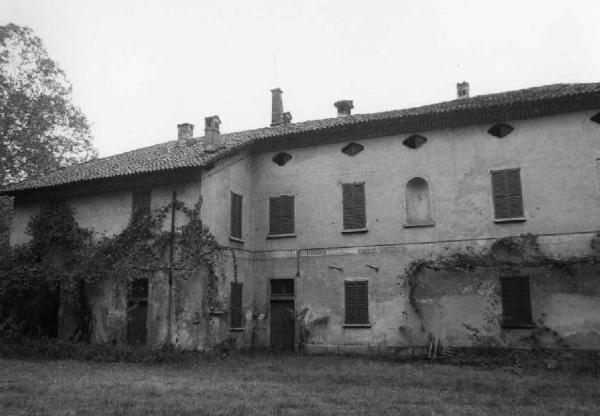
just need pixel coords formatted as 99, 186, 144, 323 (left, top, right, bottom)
270, 300, 295, 351
127, 280, 148, 345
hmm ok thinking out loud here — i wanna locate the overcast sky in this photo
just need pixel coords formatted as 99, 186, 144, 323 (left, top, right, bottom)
2, 0, 600, 157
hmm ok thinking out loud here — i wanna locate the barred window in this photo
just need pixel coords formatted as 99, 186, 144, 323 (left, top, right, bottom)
230, 282, 243, 329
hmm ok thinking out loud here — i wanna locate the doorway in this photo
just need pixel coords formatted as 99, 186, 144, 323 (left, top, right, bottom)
270, 279, 295, 351
127, 279, 148, 345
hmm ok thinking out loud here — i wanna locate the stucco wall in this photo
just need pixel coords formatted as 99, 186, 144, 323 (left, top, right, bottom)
7, 109, 600, 352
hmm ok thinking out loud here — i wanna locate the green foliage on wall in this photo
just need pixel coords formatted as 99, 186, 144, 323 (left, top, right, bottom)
0, 198, 223, 343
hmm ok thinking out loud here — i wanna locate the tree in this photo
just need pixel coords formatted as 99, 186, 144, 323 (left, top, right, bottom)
0, 23, 97, 186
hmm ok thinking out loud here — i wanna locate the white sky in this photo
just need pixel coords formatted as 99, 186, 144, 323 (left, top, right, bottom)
2, 0, 600, 157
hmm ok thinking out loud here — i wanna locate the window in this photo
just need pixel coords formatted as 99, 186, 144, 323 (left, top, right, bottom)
344, 281, 369, 325
405, 177, 433, 227
271, 279, 294, 297
341, 142, 364, 156
487, 123, 514, 138
500, 276, 533, 328
272, 152, 292, 166
230, 192, 243, 240
342, 183, 366, 231
127, 279, 148, 345
230, 282, 243, 329
269, 196, 295, 236
132, 189, 151, 217
491, 168, 524, 220
402, 135, 428, 149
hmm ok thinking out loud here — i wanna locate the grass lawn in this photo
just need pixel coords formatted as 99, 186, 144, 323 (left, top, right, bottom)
0, 354, 599, 415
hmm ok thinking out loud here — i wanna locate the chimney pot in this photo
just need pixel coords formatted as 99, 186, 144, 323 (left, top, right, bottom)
177, 123, 194, 142
271, 88, 284, 126
457, 81, 469, 99
334, 100, 354, 117
283, 112, 292, 125
204, 115, 221, 139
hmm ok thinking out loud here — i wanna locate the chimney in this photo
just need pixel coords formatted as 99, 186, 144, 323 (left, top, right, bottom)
177, 123, 194, 143
271, 88, 284, 126
457, 81, 469, 99
204, 115, 221, 139
334, 100, 354, 117
283, 112, 292, 125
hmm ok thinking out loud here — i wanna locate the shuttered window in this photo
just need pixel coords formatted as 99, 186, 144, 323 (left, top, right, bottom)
230, 282, 243, 328
132, 189, 151, 217
500, 276, 533, 328
230, 192, 243, 239
344, 281, 369, 325
491, 169, 524, 219
342, 183, 366, 230
269, 196, 295, 235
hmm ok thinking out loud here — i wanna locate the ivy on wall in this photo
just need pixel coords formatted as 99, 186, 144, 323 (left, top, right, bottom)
0, 198, 225, 343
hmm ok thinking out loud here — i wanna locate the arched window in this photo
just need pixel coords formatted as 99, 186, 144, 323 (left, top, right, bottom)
405, 177, 434, 227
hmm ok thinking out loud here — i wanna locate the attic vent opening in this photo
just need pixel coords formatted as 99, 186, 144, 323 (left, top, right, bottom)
341, 142, 364, 156
488, 123, 514, 138
403, 135, 427, 149
591, 112, 600, 124
272, 152, 292, 166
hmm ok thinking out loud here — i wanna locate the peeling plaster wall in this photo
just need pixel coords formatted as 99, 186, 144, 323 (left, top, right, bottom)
7, 110, 600, 352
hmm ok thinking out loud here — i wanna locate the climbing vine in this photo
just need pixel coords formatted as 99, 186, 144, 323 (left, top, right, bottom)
0, 198, 225, 343
402, 233, 600, 349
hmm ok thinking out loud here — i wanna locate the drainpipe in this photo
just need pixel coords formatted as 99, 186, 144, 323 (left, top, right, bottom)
167, 190, 176, 346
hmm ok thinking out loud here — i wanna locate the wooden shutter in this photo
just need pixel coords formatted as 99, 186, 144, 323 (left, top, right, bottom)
343, 183, 366, 230
500, 276, 533, 328
230, 282, 243, 328
345, 281, 369, 324
230, 192, 243, 239
132, 189, 151, 217
269, 196, 294, 235
491, 169, 523, 219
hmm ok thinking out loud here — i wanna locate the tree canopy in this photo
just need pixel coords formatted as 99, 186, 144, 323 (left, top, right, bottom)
0, 23, 97, 186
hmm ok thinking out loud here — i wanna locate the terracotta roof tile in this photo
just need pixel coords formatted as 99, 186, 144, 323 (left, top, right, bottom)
3, 83, 600, 194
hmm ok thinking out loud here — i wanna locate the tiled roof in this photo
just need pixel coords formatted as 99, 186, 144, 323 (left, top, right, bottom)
3, 82, 600, 194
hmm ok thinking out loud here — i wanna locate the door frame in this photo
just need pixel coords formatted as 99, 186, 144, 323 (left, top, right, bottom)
269, 278, 296, 351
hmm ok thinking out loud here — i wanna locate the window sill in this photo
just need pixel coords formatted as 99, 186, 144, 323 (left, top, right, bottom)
403, 222, 435, 229
229, 236, 245, 244
343, 323, 372, 328
267, 233, 297, 239
341, 228, 368, 234
501, 322, 535, 329
494, 217, 526, 224
229, 327, 244, 332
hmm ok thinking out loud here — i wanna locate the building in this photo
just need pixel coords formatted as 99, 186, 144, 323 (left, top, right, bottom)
3, 82, 600, 353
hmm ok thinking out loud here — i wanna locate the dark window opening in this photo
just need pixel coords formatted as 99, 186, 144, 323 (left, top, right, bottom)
272, 152, 292, 166
402, 135, 428, 149
341, 142, 364, 156
127, 279, 148, 345
132, 189, 151, 217
269, 195, 295, 235
230, 192, 243, 239
491, 168, 524, 219
488, 123, 514, 138
345, 281, 369, 325
342, 182, 366, 230
230, 282, 243, 328
591, 112, 600, 124
500, 276, 533, 328
271, 279, 294, 297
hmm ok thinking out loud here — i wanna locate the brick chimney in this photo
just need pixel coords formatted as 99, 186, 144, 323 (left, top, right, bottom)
457, 81, 469, 99
271, 88, 284, 126
204, 115, 221, 139
334, 100, 354, 117
177, 123, 194, 143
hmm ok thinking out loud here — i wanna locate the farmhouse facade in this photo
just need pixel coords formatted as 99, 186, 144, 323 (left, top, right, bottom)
4, 83, 600, 353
